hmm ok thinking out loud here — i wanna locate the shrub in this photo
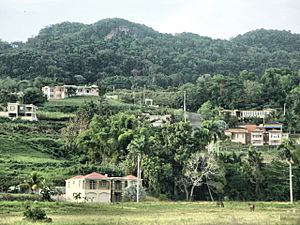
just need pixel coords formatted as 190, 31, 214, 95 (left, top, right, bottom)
123, 184, 146, 202
23, 206, 52, 222
0, 194, 43, 201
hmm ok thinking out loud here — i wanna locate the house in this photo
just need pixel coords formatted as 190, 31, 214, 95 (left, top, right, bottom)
225, 128, 247, 144
220, 109, 275, 119
65, 172, 138, 203
42, 85, 99, 100
0, 102, 37, 121
225, 123, 289, 146
143, 113, 171, 127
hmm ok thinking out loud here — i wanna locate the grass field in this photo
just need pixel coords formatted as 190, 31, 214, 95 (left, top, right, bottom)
0, 201, 299, 225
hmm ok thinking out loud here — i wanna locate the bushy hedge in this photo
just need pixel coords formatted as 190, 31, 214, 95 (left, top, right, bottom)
0, 194, 43, 201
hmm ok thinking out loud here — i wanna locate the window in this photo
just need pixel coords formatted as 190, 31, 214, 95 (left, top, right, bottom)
89, 180, 96, 189
79, 180, 81, 188
271, 134, 280, 139
9, 106, 15, 111
99, 181, 108, 188
114, 181, 122, 191
68, 182, 70, 188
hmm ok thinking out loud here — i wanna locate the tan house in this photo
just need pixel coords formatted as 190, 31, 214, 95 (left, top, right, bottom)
65, 172, 138, 203
0, 102, 37, 121
225, 128, 247, 144
225, 123, 289, 146
42, 85, 99, 100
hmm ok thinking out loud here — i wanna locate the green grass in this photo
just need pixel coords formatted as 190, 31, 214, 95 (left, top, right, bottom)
0, 201, 299, 225
37, 111, 75, 121
44, 96, 101, 107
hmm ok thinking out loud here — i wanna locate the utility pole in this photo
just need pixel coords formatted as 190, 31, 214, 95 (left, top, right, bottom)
143, 85, 146, 105
289, 161, 293, 204
137, 154, 140, 203
183, 91, 187, 123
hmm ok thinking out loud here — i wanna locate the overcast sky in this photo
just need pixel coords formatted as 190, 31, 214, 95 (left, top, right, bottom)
0, 0, 299, 42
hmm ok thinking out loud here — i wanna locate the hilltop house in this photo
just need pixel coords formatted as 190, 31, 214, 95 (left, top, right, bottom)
42, 85, 99, 100
225, 123, 288, 146
0, 102, 37, 121
65, 172, 138, 203
220, 108, 275, 119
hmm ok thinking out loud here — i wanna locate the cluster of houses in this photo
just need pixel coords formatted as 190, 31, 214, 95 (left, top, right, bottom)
225, 122, 288, 146
0, 85, 99, 121
42, 85, 99, 100
65, 172, 138, 203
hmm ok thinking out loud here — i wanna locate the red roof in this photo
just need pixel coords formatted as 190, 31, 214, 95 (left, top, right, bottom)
83, 172, 108, 179
69, 175, 84, 180
245, 124, 258, 132
123, 175, 138, 180
68, 173, 137, 180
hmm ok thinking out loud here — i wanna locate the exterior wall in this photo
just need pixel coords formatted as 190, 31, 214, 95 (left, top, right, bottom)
84, 179, 111, 203
231, 132, 247, 144
65, 176, 138, 203
250, 132, 264, 146
220, 109, 274, 119
4, 103, 38, 121
269, 132, 282, 146
240, 110, 273, 119
43, 85, 99, 100
65, 178, 85, 202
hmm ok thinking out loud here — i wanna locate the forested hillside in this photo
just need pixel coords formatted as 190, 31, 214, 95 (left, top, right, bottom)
0, 18, 299, 88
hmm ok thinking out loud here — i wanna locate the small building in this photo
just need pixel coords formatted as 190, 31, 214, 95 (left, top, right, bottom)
220, 108, 275, 119
143, 113, 171, 127
225, 128, 247, 144
0, 102, 37, 121
42, 85, 99, 100
65, 172, 138, 203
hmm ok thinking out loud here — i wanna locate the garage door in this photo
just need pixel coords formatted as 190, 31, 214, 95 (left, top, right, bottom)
99, 192, 110, 203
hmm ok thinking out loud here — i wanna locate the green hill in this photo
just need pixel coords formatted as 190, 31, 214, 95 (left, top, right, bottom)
0, 18, 299, 88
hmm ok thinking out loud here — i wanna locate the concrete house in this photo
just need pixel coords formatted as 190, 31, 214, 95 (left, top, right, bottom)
0, 102, 37, 121
65, 172, 138, 203
225, 128, 247, 144
225, 123, 289, 146
42, 85, 99, 100
220, 108, 275, 119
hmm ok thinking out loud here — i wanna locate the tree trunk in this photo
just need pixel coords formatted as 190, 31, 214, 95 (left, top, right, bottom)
189, 185, 196, 201
289, 162, 293, 204
174, 181, 178, 200
206, 177, 214, 201
184, 184, 189, 201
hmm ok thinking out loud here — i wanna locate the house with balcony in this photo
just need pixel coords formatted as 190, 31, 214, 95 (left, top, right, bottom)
220, 108, 275, 120
225, 123, 288, 146
65, 172, 138, 203
42, 85, 99, 100
0, 102, 37, 121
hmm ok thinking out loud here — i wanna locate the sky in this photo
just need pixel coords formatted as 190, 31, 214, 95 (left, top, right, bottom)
0, 0, 300, 42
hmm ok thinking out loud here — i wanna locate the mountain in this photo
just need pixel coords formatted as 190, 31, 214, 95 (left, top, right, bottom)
0, 18, 299, 88
232, 29, 300, 52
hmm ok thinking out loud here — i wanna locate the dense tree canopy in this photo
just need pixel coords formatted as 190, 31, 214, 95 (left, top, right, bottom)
0, 19, 299, 88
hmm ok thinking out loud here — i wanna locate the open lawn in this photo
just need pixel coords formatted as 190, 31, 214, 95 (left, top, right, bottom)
0, 201, 299, 225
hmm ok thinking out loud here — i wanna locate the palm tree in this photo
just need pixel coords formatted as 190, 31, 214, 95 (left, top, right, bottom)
278, 139, 299, 203
22, 172, 44, 193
